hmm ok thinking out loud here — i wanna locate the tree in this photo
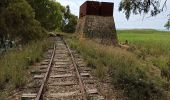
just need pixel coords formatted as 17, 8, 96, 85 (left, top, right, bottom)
164, 15, 170, 30
0, 0, 45, 43
119, 0, 168, 19
62, 5, 78, 33
63, 14, 78, 33
0, 0, 77, 45
26, 0, 64, 31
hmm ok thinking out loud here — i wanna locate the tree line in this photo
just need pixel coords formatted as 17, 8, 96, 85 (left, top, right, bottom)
0, 0, 77, 44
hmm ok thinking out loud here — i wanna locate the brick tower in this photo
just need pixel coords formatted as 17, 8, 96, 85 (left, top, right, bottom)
76, 1, 118, 44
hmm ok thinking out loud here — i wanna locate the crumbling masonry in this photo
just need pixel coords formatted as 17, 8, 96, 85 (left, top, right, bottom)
76, 1, 118, 44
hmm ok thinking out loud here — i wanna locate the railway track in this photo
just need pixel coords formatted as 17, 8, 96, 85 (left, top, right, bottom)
21, 36, 105, 100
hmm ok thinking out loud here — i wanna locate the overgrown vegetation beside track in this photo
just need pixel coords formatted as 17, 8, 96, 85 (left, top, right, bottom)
65, 30, 170, 100
0, 38, 54, 98
0, 0, 77, 99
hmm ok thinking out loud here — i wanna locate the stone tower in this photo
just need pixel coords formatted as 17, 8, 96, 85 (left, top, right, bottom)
76, 1, 118, 44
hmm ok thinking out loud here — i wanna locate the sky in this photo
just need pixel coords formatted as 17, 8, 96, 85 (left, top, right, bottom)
56, 0, 170, 30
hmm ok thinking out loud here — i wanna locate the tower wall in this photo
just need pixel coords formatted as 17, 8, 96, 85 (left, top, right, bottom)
76, 1, 118, 44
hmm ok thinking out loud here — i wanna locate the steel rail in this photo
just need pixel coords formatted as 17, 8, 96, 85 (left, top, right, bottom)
63, 37, 88, 100
35, 43, 56, 100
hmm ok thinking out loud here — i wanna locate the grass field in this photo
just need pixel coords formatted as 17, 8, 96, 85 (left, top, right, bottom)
66, 29, 170, 100
118, 30, 170, 84
118, 30, 170, 55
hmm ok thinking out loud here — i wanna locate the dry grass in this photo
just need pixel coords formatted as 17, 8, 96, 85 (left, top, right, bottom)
65, 33, 169, 100
0, 38, 54, 98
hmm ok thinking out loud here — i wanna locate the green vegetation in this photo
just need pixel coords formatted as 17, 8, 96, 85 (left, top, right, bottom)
0, 38, 54, 98
0, 0, 46, 43
27, 0, 77, 32
61, 6, 78, 33
65, 30, 170, 100
27, 0, 64, 31
0, 0, 77, 45
118, 30, 170, 54
118, 29, 170, 60
118, 29, 170, 82
164, 16, 170, 30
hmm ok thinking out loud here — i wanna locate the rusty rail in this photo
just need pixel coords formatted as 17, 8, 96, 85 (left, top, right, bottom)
63, 37, 88, 100
35, 44, 56, 100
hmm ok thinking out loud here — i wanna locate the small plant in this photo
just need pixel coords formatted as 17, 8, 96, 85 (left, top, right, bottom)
94, 64, 107, 80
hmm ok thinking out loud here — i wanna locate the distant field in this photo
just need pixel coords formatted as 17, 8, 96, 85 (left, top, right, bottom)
118, 29, 170, 43
118, 29, 170, 55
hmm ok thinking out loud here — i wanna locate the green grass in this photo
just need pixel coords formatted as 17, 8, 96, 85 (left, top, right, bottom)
0, 38, 54, 98
118, 30, 170, 81
118, 30, 170, 55
65, 30, 170, 100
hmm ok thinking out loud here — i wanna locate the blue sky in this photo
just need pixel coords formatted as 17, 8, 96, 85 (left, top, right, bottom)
57, 0, 170, 29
